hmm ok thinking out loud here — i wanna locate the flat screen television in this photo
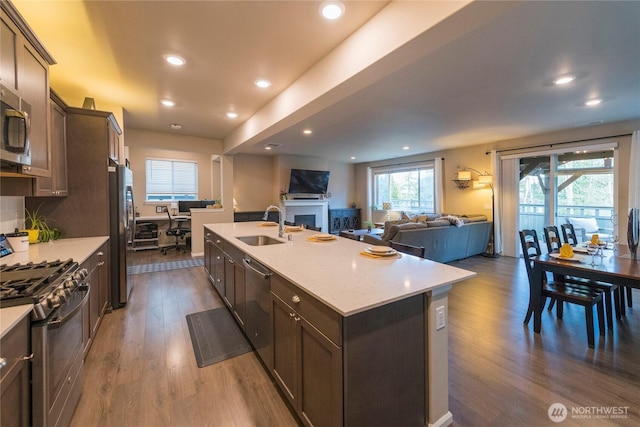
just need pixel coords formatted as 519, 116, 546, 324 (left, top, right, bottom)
287, 169, 330, 194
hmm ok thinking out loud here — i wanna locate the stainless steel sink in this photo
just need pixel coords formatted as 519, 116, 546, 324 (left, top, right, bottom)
236, 235, 284, 246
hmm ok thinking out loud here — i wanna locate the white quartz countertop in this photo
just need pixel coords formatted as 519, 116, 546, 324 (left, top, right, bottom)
0, 236, 109, 337
206, 222, 476, 316
1, 236, 108, 266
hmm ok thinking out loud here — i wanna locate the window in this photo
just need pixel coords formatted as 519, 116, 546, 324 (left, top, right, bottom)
372, 162, 435, 213
145, 158, 198, 202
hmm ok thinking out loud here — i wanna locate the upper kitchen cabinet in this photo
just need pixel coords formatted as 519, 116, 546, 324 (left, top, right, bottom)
33, 90, 68, 196
1, 1, 56, 178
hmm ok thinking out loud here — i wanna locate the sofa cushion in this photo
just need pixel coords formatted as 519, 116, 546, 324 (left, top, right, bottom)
437, 215, 464, 228
461, 215, 488, 223
568, 217, 599, 233
426, 220, 450, 228
383, 222, 428, 241
380, 219, 411, 240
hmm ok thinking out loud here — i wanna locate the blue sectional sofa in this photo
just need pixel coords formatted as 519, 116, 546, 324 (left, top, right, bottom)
362, 215, 492, 263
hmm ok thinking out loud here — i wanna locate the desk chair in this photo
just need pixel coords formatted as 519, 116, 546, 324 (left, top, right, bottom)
519, 229, 605, 348
390, 241, 425, 258
161, 211, 191, 254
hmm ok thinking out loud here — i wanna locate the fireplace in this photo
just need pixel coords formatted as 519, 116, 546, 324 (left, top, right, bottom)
281, 200, 329, 233
294, 214, 316, 229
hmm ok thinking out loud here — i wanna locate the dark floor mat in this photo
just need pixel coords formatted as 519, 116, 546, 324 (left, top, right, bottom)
185, 307, 252, 368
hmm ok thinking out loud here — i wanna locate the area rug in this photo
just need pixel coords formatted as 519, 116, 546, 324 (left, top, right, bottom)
128, 258, 204, 275
185, 308, 252, 368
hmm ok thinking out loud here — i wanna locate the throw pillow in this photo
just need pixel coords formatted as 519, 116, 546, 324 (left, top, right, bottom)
437, 215, 464, 228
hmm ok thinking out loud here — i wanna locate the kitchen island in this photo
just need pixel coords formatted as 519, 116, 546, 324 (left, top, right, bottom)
204, 222, 475, 427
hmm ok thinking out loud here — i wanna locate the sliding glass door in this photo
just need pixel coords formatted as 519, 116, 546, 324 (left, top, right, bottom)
505, 144, 618, 256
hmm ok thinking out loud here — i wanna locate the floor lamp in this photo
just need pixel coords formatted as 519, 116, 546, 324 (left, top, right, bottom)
477, 174, 498, 258
456, 168, 498, 258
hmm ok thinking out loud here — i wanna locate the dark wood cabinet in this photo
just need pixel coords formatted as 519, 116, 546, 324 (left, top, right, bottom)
204, 230, 225, 297
271, 273, 343, 427
1, 2, 55, 179
83, 241, 109, 358
0, 316, 30, 427
34, 94, 68, 196
26, 108, 122, 239
329, 208, 361, 234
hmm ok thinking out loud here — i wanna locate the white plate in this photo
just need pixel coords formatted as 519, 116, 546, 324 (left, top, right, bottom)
365, 248, 397, 257
368, 245, 394, 254
549, 253, 582, 262
312, 233, 334, 240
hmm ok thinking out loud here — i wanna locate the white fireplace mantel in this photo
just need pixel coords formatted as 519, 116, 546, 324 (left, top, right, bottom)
280, 199, 329, 233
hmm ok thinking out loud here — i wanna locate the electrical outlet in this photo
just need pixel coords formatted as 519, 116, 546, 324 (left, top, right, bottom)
436, 306, 446, 330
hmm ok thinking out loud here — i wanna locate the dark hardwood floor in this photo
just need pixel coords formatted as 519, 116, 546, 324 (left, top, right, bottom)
70, 250, 640, 426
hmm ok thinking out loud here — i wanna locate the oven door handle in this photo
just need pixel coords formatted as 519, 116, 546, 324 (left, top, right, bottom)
48, 285, 89, 329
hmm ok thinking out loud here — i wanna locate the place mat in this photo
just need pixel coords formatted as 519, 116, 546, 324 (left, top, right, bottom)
359, 250, 402, 259
186, 308, 252, 368
307, 235, 337, 242
284, 225, 304, 233
258, 221, 278, 227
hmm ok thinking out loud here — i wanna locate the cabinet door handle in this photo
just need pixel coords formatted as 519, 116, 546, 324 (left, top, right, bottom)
294, 317, 301, 322
97, 251, 104, 257
0, 358, 6, 368
289, 313, 296, 318
291, 295, 301, 304
21, 353, 34, 361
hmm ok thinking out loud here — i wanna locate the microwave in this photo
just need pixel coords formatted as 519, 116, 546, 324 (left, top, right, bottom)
1, 84, 31, 167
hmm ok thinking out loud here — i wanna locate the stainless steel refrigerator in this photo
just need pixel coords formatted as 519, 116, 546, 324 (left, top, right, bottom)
109, 163, 134, 308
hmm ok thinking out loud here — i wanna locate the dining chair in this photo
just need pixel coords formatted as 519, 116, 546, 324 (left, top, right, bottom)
519, 229, 605, 348
561, 223, 579, 246
546, 225, 620, 328
304, 224, 322, 232
389, 241, 425, 258
543, 226, 562, 254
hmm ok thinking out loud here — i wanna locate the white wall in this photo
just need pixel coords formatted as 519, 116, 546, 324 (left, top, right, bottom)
125, 128, 224, 217
233, 153, 355, 212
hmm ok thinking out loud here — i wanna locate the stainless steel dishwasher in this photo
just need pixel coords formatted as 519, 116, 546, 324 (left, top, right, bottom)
243, 255, 272, 367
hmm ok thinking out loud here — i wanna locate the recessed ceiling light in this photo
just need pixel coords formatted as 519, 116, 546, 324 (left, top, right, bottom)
350, 156, 356, 160
265, 146, 272, 150
403, 146, 410, 150
170, 123, 182, 130
553, 74, 576, 85
226, 112, 238, 119
303, 129, 312, 135
585, 98, 602, 106
320, 1, 345, 20
161, 99, 175, 107
254, 79, 271, 88
163, 54, 186, 66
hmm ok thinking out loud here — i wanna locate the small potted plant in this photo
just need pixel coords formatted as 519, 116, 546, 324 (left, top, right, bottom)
23, 206, 61, 243
364, 220, 374, 233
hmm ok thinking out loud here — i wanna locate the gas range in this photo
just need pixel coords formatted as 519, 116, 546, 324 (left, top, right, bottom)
0, 258, 88, 320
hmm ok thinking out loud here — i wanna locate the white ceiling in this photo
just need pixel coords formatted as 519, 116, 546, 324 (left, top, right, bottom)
13, 0, 640, 164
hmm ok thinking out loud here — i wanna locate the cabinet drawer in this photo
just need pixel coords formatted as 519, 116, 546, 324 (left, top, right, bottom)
205, 230, 224, 250
0, 316, 29, 382
224, 242, 244, 263
271, 273, 342, 345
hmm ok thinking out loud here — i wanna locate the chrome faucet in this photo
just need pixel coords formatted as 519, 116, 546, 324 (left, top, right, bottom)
263, 205, 284, 238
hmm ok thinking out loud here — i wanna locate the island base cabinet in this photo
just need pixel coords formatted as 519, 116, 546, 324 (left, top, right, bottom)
271, 293, 343, 427
342, 295, 426, 427
0, 317, 30, 427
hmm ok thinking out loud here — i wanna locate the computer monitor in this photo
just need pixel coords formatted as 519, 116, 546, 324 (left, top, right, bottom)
178, 200, 201, 214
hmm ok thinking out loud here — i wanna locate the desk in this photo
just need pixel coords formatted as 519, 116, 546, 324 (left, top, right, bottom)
532, 247, 640, 334
133, 215, 191, 250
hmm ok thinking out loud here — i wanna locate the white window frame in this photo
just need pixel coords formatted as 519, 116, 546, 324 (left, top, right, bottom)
371, 160, 438, 213
145, 158, 198, 202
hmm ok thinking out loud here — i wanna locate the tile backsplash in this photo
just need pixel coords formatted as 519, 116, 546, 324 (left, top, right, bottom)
0, 196, 25, 234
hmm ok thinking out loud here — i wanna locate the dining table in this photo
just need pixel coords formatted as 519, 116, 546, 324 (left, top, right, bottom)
532, 245, 640, 334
